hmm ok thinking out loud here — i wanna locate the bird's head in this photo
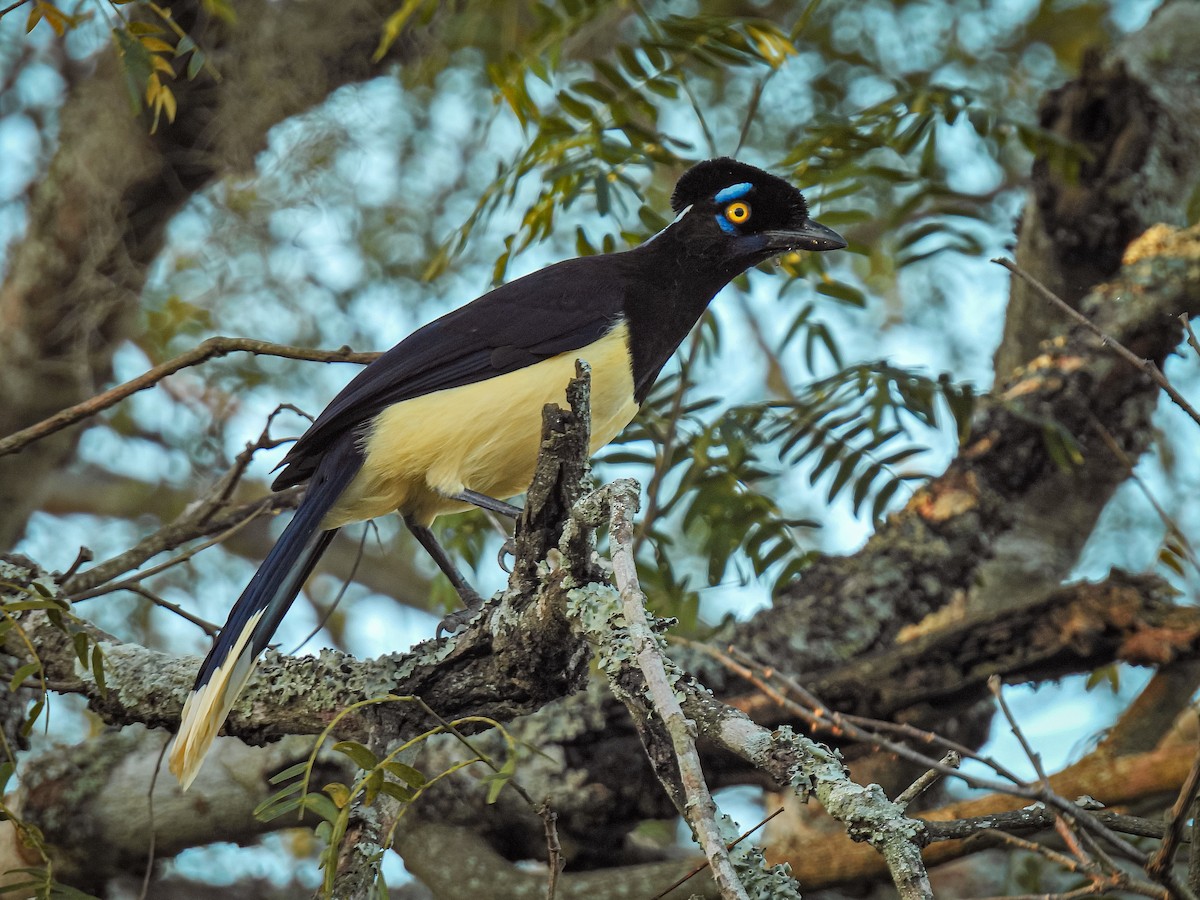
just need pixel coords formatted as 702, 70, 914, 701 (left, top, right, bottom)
667, 158, 846, 269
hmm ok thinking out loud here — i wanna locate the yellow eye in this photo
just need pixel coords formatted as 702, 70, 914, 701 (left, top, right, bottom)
725, 201, 751, 224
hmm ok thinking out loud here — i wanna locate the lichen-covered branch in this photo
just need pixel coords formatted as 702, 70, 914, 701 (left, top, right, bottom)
571, 480, 934, 899
573, 478, 757, 900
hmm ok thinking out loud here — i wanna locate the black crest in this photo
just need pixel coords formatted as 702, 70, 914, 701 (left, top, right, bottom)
670, 157, 808, 220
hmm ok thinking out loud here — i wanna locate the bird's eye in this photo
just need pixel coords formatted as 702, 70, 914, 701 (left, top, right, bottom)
724, 201, 751, 224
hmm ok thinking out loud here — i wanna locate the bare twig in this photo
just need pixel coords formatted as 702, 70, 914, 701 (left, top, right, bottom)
60, 547, 93, 582
649, 808, 786, 900
290, 521, 372, 654
993, 257, 1200, 430
0, 0, 33, 18
974, 829, 1084, 874
69, 504, 266, 602
63, 488, 302, 595
191, 402, 309, 527
927, 808, 1188, 844
1089, 414, 1200, 574
1147, 726, 1200, 881
1182, 314, 1200, 360
123, 583, 219, 636
0, 336, 378, 458
895, 751, 961, 809
537, 801, 563, 900
989, 675, 1049, 784
138, 737, 170, 900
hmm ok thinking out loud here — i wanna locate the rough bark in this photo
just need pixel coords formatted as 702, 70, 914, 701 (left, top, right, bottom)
982, 0, 1200, 615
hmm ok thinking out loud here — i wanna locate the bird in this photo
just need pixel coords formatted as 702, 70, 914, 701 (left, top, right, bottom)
168, 157, 846, 788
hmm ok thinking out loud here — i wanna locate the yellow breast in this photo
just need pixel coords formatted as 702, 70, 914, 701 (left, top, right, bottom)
324, 321, 638, 528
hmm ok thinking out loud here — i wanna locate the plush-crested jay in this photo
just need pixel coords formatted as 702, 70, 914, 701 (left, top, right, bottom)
169, 157, 846, 787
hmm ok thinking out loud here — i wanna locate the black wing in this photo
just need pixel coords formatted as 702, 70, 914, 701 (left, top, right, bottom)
272, 253, 633, 488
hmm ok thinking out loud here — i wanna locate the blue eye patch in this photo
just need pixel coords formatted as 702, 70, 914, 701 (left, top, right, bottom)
714, 182, 753, 203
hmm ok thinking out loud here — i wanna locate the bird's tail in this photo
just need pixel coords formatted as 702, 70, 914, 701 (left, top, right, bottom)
169, 451, 359, 789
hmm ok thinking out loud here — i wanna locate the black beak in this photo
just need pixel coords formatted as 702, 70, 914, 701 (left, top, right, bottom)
763, 217, 847, 253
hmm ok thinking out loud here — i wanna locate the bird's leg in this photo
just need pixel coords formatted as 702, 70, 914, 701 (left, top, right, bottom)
447, 489, 522, 572
405, 515, 485, 637
448, 488, 523, 519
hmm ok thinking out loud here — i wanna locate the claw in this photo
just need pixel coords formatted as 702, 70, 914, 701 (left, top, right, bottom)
497, 538, 516, 573
436, 588, 484, 639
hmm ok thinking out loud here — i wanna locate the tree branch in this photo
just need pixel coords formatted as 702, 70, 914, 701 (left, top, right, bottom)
0, 337, 378, 459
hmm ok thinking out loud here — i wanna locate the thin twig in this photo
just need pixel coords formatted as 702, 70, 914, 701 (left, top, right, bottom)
538, 801, 563, 900
290, 521, 371, 654
59, 547, 93, 582
0, 0, 33, 18
123, 583, 219, 636
704, 641, 1029, 795
928, 809, 1187, 844
895, 751, 961, 809
1147, 727, 1200, 880
649, 808, 786, 900
63, 488, 301, 596
993, 257, 1200, 430
703, 640, 1197, 886
192, 402, 309, 527
69, 505, 265, 602
1182, 314, 1200, 360
138, 737, 170, 900
1088, 414, 1200, 573
989, 675, 1049, 783
0, 336, 378, 458
973, 829, 1083, 873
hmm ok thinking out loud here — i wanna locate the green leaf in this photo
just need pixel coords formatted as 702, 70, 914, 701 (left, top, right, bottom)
9, 662, 40, 693
871, 478, 903, 521
91, 645, 106, 699
21, 699, 44, 737
332, 740, 379, 771
269, 761, 311, 784
302, 791, 342, 824
484, 755, 517, 804
382, 761, 426, 788
378, 781, 416, 803
253, 782, 306, 821
72, 631, 89, 668
814, 280, 866, 308
186, 49, 206, 81
113, 27, 153, 114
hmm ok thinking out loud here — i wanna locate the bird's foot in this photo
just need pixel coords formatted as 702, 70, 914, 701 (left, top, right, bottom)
436, 589, 485, 639
497, 537, 516, 573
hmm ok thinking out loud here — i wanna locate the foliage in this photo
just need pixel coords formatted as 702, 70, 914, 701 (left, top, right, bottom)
255, 694, 520, 897
15, 0, 220, 132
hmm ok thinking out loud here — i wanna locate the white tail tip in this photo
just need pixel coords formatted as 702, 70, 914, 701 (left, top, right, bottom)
169, 611, 264, 790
